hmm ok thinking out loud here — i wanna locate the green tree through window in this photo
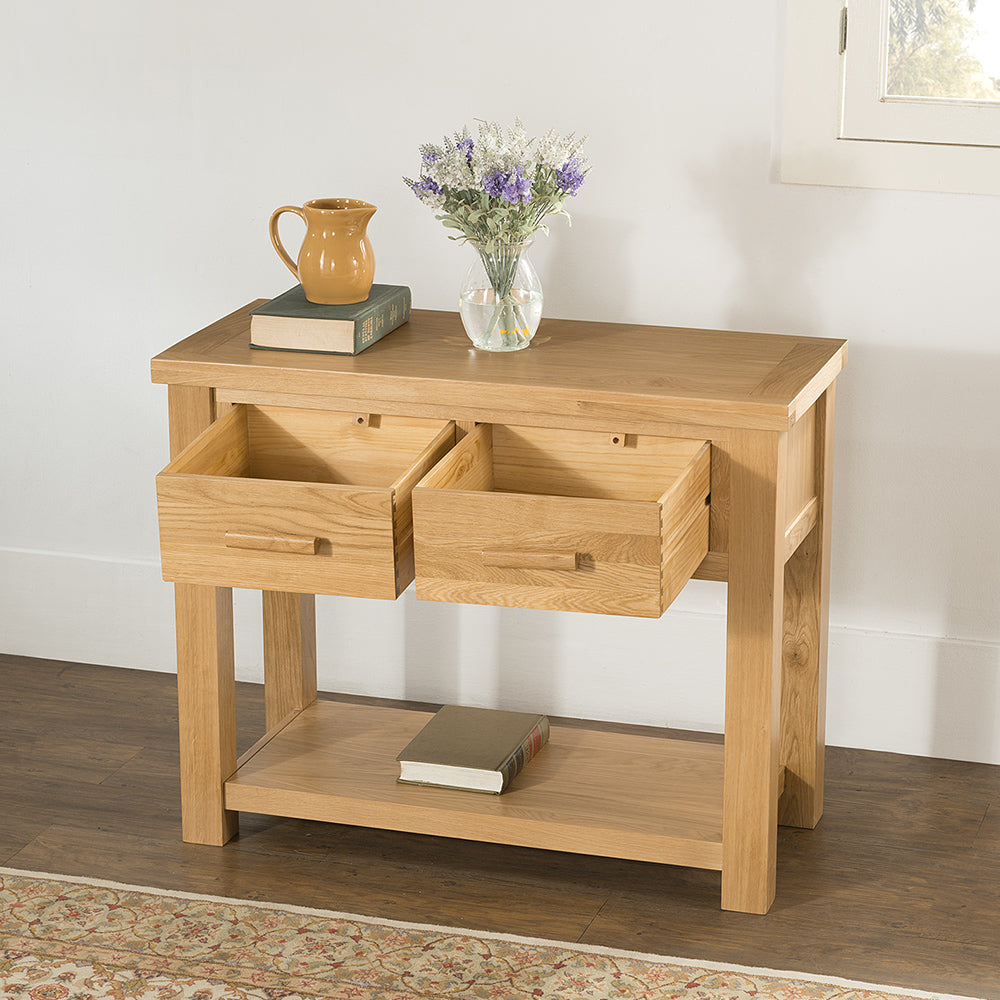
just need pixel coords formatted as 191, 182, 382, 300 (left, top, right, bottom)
888, 0, 999, 99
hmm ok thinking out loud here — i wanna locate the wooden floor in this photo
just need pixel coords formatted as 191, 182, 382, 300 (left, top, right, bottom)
1, 653, 997, 998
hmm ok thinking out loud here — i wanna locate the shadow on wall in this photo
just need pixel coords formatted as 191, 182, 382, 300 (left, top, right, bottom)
534, 139, 874, 332
833, 344, 1000, 762
403, 595, 464, 705
402, 595, 563, 714
688, 140, 998, 760
494, 608, 561, 714
687, 138, 873, 336
535, 213, 637, 324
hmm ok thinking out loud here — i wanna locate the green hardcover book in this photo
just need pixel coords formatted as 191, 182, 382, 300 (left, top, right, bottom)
396, 705, 550, 794
249, 284, 411, 355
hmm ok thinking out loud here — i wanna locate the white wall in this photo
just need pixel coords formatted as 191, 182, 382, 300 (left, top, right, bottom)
2, 0, 997, 764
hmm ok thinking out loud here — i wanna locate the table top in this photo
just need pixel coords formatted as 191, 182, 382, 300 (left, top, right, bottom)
152, 303, 846, 432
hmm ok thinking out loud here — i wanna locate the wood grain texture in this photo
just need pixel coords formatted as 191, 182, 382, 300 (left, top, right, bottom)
658, 442, 711, 610
779, 386, 836, 829
491, 424, 707, 501
225, 531, 318, 554
416, 423, 493, 492
153, 305, 846, 432
245, 406, 452, 487
224, 701, 724, 870
783, 496, 819, 562
216, 387, 736, 443
158, 474, 399, 597
386, 422, 457, 595
721, 427, 787, 913
165, 405, 249, 477
262, 593, 317, 731
174, 583, 238, 845
156, 405, 454, 599
414, 489, 664, 617
692, 551, 728, 582
167, 384, 238, 847
707, 441, 730, 561
412, 426, 709, 618
167, 385, 217, 459
481, 549, 580, 570
784, 405, 815, 530
749, 342, 838, 409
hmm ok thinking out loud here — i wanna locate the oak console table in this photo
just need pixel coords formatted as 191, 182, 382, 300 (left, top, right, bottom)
152, 304, 846, 915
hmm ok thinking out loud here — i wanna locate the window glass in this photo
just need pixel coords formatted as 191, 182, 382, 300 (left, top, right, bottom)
887, 0, 1000, 100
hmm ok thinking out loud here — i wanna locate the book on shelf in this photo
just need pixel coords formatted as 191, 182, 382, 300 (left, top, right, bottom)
396, 705, 550, 794
249, 283, 411, 355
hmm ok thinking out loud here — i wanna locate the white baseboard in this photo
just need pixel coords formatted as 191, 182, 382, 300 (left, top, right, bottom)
1, 547, 997, 764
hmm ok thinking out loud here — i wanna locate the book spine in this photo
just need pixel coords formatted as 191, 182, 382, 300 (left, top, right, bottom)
497, 717, 550, 792
353, 286, 411, 353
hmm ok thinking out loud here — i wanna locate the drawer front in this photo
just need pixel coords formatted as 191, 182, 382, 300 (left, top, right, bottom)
413, 489, 666, 617
156, 405, 456, 599
412, 425, 711, 618
157, 474, 400, 598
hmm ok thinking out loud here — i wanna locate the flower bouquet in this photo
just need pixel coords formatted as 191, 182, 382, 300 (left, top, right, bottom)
405, 120, 588, 351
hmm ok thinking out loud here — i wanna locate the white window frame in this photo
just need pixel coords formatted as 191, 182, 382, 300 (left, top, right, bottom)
781, 0, 1000, 194
841, 0, 1000, 146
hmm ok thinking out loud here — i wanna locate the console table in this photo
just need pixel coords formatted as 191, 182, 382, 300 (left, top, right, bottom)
152, 304, 846, 915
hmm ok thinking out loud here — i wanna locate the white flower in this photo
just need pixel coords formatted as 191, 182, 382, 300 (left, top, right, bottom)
404, 119, 589, 249
535, 128, 588, 171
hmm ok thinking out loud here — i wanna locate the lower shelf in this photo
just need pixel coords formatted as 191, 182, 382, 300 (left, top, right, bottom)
225, 701, 724, 870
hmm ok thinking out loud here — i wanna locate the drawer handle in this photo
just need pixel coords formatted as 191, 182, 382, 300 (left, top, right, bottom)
224, 531, 318, 555
481, 549, 580, 571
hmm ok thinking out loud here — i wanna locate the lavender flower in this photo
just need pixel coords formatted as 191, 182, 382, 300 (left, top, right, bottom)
404, 119, 588, 251
403, 174, 445, 210
482, 166, 532, 204
503, 165, 532, 204
411, 176, 441, 197
555, 157, 586, 196
481, 170, 504, 200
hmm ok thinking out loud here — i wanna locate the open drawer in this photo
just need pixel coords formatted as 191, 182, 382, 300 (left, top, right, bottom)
411, 424, 710, 617
156, 404, 455, 598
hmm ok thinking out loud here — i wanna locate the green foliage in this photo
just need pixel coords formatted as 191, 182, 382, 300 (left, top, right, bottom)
887, 0, 997, 99
432, 165, 574, 254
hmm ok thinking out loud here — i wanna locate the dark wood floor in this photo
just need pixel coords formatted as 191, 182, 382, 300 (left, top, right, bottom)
1, 653, 997, 998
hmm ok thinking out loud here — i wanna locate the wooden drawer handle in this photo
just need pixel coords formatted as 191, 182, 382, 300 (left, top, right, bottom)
481, 549, 579, 570
225, 530, 318, 555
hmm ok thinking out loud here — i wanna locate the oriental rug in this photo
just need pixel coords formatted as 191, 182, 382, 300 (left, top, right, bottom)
0, 868, 981, 1000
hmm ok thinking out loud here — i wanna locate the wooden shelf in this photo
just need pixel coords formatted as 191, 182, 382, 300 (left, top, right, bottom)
225, 701, 724, 871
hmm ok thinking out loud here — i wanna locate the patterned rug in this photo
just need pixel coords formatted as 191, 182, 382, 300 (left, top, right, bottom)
0, 868, 980, 1000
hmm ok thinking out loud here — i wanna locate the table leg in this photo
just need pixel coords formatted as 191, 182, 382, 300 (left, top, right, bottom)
779, 386, 836, 828
175, 583, 239, 844
722, 427, 787, 914
168, 384, 238, 846
262, 591, 318, 729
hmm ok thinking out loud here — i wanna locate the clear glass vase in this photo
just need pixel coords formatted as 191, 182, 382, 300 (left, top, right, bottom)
458, 241, 543, 351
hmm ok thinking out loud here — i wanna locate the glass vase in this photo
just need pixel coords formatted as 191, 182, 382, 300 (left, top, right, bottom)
458, 241, 543, 351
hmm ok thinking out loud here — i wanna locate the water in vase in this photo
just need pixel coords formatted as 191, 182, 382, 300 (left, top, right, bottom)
459, 286, 543, 352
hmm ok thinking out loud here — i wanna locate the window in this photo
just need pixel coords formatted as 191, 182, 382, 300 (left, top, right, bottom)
781, 0, 1000, 194
841, 0, 1000, 145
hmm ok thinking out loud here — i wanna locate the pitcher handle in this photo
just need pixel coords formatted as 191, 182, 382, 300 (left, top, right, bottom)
269, 206, 307, 281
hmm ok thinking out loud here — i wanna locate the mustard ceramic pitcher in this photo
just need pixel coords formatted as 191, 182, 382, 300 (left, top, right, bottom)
269, 198, 377, 304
